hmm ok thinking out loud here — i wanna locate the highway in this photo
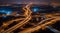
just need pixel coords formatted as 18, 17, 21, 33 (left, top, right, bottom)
2, 3, 32, 33
19, 16, 60, 33
0, 3, 60, 33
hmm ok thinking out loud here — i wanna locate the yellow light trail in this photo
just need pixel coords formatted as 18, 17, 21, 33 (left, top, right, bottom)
19, 17, 60, 33
2, 3, 32, 33
2, 18, 25, 27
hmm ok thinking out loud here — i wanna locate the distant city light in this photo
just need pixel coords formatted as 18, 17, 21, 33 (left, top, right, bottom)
0, 10, 12, 15
32, 7, 39, 12
0, 7, 12, 15
6, 11, 12, 15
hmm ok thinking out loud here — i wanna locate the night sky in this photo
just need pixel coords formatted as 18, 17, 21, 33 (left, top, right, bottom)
0, 0, 60, 6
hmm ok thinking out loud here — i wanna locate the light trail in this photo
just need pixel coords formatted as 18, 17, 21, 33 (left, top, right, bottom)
0, 16, 25, 33
3, 16, 31, 33
18, 17, 55, 33
2, 18, 25, 27
19, 17, 60, 33
1, 3, 60, 33
28, 17, 54, 26
0, 14, 25, 17
2, 3, 32, 33
46, 26, 60, 33
36, 17, 55, 26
